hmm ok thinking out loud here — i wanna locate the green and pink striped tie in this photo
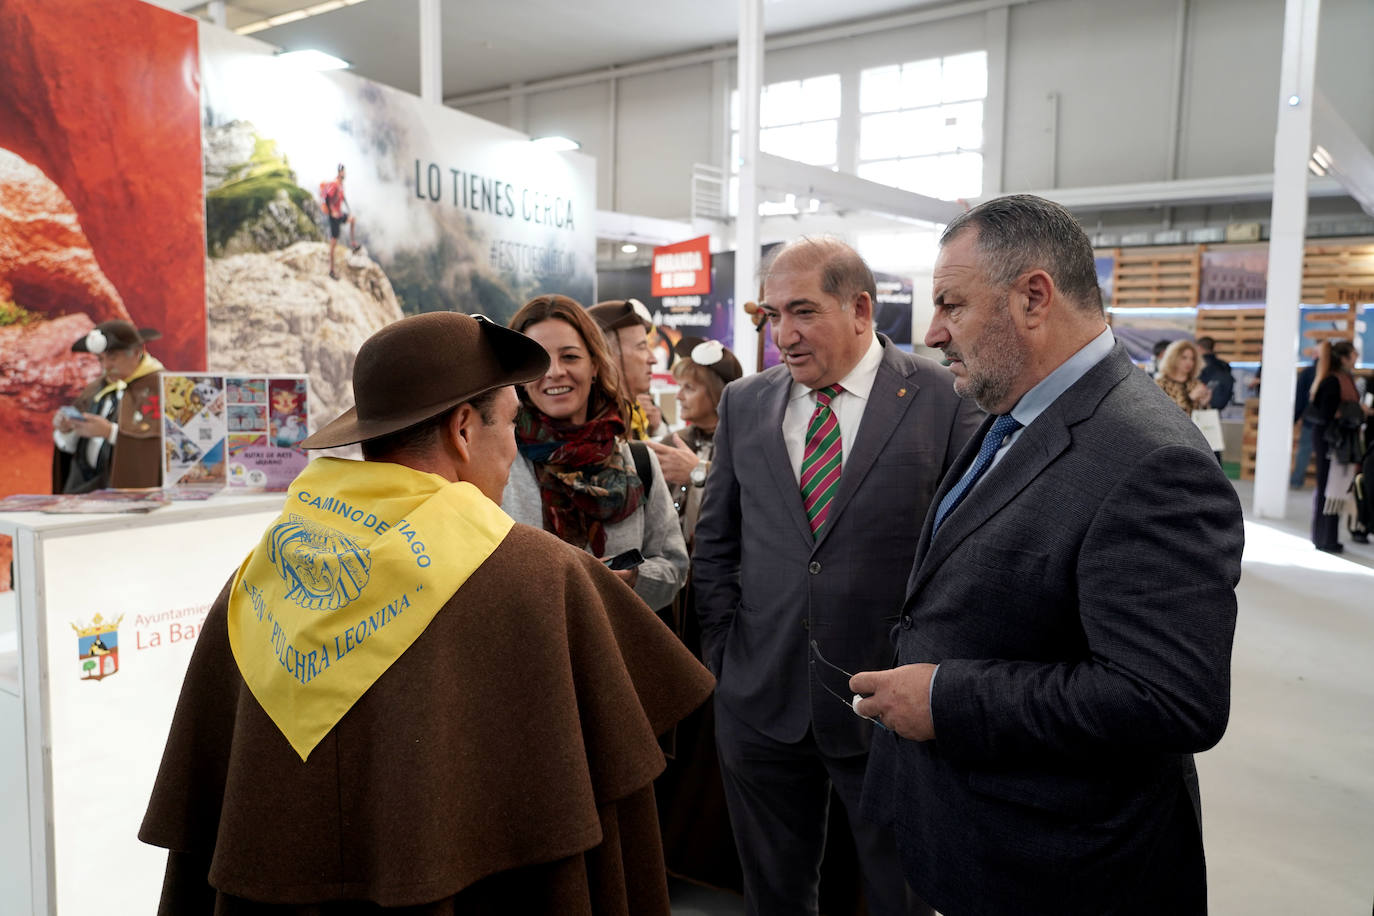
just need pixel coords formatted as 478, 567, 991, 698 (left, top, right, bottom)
800, 384, 844, 536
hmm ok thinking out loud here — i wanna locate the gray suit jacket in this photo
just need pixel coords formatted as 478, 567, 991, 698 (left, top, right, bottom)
867, 342, 1244, 914
693, 336, 982, 757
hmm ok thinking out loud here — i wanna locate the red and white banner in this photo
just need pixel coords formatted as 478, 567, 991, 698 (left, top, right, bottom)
651, 235, 711, 297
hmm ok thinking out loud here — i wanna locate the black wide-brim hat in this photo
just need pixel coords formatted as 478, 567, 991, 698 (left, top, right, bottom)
301, 312, 550, 449
71, 320, 161, 353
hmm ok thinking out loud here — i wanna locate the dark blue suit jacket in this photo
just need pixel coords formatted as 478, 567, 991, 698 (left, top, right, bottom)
866, 342, 1244, 914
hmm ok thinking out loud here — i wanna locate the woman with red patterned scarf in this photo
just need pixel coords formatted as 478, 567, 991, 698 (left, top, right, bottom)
502, 295, 688, 611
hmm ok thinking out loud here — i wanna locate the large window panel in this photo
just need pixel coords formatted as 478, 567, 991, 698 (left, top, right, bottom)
731, 73, 841, 176
761, 121, 838, 167
941, 51, 988, 103
941, 101, 984, 153
860, 65, 902, 114
899, 58, 942, 109
859, 111, 904, 162
858, 51, 987, 202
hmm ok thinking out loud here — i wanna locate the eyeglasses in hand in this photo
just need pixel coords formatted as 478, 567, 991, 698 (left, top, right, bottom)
809, 639, 887, 730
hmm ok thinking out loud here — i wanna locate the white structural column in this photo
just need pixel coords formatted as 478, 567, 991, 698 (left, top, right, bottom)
419, 0, 442, 105
734, 0, 764, 372
1254, 0, 1321, 519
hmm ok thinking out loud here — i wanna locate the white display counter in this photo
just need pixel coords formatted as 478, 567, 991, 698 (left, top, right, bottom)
0, 494, 285, 915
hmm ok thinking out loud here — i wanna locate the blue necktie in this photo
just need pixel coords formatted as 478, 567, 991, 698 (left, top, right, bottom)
931, 414, 1022, 536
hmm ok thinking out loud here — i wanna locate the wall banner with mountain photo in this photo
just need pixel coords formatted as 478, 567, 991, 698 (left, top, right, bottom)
0, 0, 206, 499
199, 26, 598, 429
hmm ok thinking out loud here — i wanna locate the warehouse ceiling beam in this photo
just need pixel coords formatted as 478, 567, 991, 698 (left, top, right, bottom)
757, 154, 965, 225
1312, 91, 1374, 218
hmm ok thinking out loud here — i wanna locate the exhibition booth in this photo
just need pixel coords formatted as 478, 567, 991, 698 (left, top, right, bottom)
0, 496, 285, 913
0, 0, 601, 911
3, 0, 1374, 912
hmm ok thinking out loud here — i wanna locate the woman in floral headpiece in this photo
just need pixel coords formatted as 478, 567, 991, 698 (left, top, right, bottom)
660, 337, 744, 550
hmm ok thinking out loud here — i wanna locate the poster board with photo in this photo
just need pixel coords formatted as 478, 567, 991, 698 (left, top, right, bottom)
161, 374, 227, 487
225, 375, 310, 491
162, 374, 310, 491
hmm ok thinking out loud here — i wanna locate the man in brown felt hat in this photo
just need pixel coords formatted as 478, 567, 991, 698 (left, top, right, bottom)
589, 298, 663, 440
53, 319, 164, 493
139, 311, 715, 915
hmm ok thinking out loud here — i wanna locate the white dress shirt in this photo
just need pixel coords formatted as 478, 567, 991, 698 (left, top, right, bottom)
782, 334, 885, 483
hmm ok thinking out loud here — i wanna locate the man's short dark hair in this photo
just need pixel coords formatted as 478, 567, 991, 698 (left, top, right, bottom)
940, 194, 1103, 314
360, 388, 502, 461
1197, 336, 1216, 352
1153, 340, 1171, 359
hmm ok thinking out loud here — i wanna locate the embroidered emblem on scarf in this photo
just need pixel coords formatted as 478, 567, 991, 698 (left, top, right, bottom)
227, 457, 513, 760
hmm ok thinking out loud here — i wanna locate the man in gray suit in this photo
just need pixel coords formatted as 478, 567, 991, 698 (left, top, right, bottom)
853, 195, 1244, 915
693, 237, 981, 915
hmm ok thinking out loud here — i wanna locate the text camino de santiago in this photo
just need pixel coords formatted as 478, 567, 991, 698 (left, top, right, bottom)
413, 159, 575, 229
241, 490, 432, 689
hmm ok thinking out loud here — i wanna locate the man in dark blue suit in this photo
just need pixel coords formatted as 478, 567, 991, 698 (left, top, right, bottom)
693, 237, 981, 915
853, 195, 1244, 915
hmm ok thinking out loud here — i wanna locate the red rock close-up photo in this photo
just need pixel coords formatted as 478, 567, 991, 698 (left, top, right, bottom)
0, 0, 206, 497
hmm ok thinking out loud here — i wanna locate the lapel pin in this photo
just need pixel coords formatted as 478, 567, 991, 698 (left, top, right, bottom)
896, 388, 907, 398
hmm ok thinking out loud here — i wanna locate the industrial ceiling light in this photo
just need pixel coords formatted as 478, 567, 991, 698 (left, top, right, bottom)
531, 136, 581, 152
236, 0, 368, 36
621, 244, 638, 254
276, 49, 351, 70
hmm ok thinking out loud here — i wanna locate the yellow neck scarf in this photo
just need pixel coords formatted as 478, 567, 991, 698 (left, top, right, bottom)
94, 352, 163, 402
628, 399, 650, 440
227, 457, 513, 760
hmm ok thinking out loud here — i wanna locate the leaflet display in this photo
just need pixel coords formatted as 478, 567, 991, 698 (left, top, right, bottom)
162, 374, 310, 492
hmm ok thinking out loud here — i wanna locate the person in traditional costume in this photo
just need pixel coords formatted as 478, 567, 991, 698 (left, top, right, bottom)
139, 311, 715, 914
588, 298, 662, 440
52, 319, 163, 493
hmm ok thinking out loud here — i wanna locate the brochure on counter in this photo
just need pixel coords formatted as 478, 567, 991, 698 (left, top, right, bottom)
0, 489, 170, 515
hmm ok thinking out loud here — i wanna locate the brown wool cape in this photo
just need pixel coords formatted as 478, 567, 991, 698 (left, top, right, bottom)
139, 523, 716, 915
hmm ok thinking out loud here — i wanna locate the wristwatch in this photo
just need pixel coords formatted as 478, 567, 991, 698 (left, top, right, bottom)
690, 460, 709, 488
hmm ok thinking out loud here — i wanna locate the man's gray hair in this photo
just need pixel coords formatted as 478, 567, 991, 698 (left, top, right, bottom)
763, 236, 877, 307
940, 194, 1103, 314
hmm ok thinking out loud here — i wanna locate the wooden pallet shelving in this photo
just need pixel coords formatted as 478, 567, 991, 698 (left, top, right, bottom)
1301, 241, 1374, 303
1112, 246, 1201, 308
1196, 307, 1265, 363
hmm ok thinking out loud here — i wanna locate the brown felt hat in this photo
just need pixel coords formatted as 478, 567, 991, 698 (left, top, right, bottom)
589, 298, 654, 332
71, 320, 161, 353
301, 312, 550, 449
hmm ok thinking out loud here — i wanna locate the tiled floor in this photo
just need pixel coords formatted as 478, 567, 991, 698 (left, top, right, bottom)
672, 479, 1374, 915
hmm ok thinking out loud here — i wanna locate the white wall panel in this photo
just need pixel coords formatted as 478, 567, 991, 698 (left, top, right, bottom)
1004, 0, 1179, 191
614, 64, 716, 217
459, 98, 512, 129
1179, 0, 1283, 180
455, 0, 1374, 221
525, 83, 616, 209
